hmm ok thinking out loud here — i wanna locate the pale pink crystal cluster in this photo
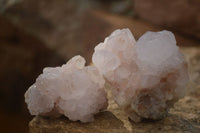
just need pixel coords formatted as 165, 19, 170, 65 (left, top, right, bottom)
92, 29, 189, 122
25, 28, 189, 123
25, 56, 108, 123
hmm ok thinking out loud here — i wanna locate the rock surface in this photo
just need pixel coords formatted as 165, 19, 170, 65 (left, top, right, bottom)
29, 47, 200, 133
133, 0, 200, 39
29, 111, 129, 133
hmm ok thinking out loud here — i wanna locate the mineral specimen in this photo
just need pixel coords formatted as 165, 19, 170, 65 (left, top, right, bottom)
92, 29, 189, 122
25, 55, 108, 123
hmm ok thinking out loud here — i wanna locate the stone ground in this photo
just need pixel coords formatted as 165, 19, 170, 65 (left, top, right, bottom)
29, 30, 200, 133
30, 111, 129, 133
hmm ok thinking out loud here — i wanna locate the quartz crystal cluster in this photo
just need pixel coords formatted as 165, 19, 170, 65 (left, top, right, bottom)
25, 56, 108, 123
92, 29, 189, 122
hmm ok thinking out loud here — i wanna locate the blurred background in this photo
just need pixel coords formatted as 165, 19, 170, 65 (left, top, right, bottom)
0, 0, 199, 132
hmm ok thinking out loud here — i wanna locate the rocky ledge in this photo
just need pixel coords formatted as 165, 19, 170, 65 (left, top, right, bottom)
29, 111, 129, 133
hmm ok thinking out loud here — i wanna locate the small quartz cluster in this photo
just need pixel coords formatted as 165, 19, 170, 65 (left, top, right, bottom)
25, 56, 108, 123
92, 29, 189, 122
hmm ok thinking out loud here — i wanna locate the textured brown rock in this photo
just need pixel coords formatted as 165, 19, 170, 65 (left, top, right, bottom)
133, 0, 200, 39
128, 96, 200, 133
29, 111, 129, 133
